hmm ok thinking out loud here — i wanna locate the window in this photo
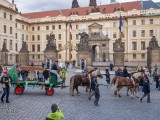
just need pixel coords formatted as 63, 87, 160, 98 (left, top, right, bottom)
132, 42, 137, 50
10, 15, 12, 20
4, 12, 6, 19
150, 19, 153, 24
32, 35, 35, 41
58, 44, 62, 50
76, 34, 79, 40
37, 55, 40, 59
32, 55, 34, 59
149, 30, 154, 37
26, 35, 28, 41
58, 34, 61, 40
59, 25, 61, 29
102, 44, 106, 47
141, 41, 145, 50
113, 33, 116, 38
141, 54, 145, 59
10, 40, 12, 50
46, 26, 49, 30
15, 33, 17, 39
132, 30, 136, 37
133, 54, 136, 59
141, 20, 145, 25
15, 23, 17, 28
26, 26, 28, 31
121, 32, 125, 38
32, 45, 35, 52
37, 26, 40, 30
10, 27, 12, 34
10, 55, 12, 60
22, 34, 24, 40
113, 22, 116, 27
4, 25, 6, 33
59, 54, 61, 59
141, 30, 145, 37
32, 27, 34, 31
76, 25, 78, 29
133, 20, 136, 25
52, 25, 55, 30
22, 25, 24, 30
37, 44, 40, 52
16, 43, 18, 51
37, 35, 40, 40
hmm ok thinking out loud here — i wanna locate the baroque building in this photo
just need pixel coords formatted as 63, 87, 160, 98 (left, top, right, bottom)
0, 0, 160, 67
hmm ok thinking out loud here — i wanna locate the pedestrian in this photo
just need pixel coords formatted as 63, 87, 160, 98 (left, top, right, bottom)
153, 64, 158, 73
60, 67, 67, 86
105, 68, 110, 86
1, 71, 10, 103
88, 77, 97, 100
0, 65, 3, 76
94, 84, 100, 106
42, 62, 45, 68
140, 77, 151, 103
123, 66, 131, 78
148, 65, 152, 77
46, 103, 64, 120
109, 62, 114, 71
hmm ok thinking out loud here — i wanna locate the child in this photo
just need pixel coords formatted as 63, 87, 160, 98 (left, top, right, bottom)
46, 104, 64, 120
94, 84, 100, 106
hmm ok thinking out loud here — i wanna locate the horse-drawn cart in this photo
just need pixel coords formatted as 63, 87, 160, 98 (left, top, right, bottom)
11, 66, 63, 96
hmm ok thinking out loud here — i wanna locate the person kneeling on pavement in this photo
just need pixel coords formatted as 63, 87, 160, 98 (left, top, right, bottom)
46, 104, 64, 120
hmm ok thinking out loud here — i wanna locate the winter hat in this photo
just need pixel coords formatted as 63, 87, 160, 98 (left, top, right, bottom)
51, 104, 58, 113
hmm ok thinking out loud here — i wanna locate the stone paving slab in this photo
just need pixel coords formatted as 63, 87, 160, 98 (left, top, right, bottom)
0, 68, 160, 120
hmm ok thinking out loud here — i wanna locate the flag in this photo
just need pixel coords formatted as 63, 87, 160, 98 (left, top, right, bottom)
69, 20, 72, 33
119, 15, 123, 32
8, 65, 18, 82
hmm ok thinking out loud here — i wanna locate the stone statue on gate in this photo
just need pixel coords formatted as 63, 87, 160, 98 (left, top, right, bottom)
147, 36, 160, 50
19, 40, 29, 53
113, 38, 125, 52
1, 41, 9, 52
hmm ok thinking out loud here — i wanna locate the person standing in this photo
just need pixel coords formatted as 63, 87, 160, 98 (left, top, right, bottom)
109, 62, 114, 71
123, 66, 131, 78
140, 78, 151, 103
0, 65, 3, 76
1, 71, 10, 103
42, 62, 45, 68
46, 104, 64, 120
94, 84, 100, 106
154, 64, 158, 73
88, 77, 97, 100
105, 68, 110, 86
59, 67, 67, 86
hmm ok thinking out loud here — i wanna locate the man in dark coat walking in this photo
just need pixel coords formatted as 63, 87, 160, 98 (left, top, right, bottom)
140, 78, 151, 103
123, 66, 131, 78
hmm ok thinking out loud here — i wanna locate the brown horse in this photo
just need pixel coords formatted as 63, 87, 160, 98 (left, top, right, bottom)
111, 72, 144, 98
70, 69, 103, 96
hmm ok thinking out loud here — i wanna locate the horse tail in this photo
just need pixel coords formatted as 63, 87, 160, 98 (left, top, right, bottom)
70, 76, 74, 96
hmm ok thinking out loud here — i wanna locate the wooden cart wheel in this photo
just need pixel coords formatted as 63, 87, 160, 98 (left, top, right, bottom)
15, 86, 24, 95
46, 88, 54, 96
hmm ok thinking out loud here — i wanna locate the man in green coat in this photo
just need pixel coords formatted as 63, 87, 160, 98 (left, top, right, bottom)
46, 104, 64, 120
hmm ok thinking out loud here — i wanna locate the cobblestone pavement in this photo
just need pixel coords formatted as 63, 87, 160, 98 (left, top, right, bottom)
0, 68, 160, 120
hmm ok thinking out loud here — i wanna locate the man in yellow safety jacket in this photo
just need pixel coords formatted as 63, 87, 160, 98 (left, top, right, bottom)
60, 67, 67, 86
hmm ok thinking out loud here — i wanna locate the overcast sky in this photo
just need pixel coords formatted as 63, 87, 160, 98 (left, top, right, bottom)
9, 0, 159, 13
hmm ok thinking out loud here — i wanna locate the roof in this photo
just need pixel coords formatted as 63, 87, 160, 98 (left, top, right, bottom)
22, 1, 142, 19
142, 1, 160, 10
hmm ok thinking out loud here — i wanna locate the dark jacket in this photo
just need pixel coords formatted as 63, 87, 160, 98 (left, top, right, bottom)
43, 70, 49, 78
142, 80, 150, 93
91, 80, 96, 91
95, 87, 100, 98
52, 63, 58, 70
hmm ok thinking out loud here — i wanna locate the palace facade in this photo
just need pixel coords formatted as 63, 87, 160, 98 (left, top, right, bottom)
0, 0, 160, 66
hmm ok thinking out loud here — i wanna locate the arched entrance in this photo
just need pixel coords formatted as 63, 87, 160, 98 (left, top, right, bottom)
92, 45, 100, 62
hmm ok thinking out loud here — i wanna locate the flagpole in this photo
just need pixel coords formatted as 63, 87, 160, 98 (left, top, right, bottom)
119, 2, 122, 38
68, 17, 72, 62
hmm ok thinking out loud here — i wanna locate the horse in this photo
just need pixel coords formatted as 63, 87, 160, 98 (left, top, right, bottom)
111, 72, 144, 98
69, 69, 103, 96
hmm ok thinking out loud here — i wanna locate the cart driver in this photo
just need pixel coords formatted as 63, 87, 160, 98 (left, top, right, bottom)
51, 61, 63, 83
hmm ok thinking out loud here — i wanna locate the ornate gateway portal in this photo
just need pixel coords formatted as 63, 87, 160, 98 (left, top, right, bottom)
77, 23, 110, 69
